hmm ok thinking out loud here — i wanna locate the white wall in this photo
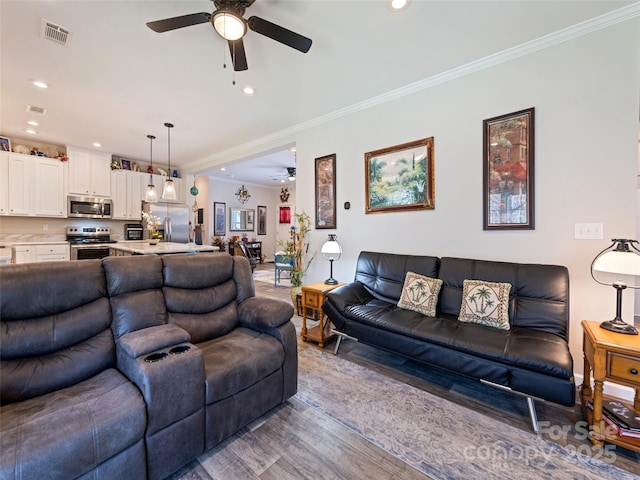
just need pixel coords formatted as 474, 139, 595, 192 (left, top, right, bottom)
204, 178, 296, 260
193, 19, 639, 373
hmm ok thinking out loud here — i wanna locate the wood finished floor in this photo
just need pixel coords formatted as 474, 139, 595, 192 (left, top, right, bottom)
169, 264, 640, 479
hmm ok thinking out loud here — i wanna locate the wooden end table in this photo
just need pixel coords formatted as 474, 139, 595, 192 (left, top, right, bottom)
301, 281, 344, 348
580, 320, 640, 452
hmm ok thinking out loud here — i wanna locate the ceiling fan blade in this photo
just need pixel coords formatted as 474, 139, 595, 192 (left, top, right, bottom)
147, 12, 211, 33
247, 16, 312, 53
228, 39, 248, 71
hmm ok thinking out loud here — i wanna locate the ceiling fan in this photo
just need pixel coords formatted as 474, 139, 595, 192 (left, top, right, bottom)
146, 0, 312, 72
270, 167, 296, 182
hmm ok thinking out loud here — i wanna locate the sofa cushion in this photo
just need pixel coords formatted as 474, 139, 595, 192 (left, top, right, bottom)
197, 328, 285, 404
458, 279, 511, 330
0, 369, 146, 480
354, 251, 440, 303
0, 260, 115, 405
397, 272, 443, 317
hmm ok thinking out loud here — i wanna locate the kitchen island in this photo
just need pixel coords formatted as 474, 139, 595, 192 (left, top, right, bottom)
109, 242, 220, 256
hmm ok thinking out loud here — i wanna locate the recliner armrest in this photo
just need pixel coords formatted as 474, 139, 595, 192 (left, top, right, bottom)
118, 324, 191, 359
239, 297, 294, 330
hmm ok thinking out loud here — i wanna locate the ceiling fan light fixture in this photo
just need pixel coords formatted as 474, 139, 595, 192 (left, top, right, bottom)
213, 11, 246, 41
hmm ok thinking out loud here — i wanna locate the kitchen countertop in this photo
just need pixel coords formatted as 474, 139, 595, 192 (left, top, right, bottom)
109, 242, 220, 255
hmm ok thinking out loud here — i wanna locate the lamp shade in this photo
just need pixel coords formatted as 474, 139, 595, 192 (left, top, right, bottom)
593, 250, 640, 277
213, 11, 246, 40
321, 234, 342, 259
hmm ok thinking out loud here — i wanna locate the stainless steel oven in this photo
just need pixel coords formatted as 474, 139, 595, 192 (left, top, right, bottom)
67, 226, 116, 260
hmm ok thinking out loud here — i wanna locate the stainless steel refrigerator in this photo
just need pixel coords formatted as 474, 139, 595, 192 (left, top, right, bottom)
143, 202, 192, 243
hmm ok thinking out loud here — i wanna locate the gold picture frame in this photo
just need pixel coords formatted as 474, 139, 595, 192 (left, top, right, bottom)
365, 137, 434, 214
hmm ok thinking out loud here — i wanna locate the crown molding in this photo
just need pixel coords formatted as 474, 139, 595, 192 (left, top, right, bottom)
186, 3, 640, 173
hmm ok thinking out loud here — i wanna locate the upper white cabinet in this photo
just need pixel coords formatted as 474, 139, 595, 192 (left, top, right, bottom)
111, 170, 144, 220
67, 146, 111, 197
35, 157, 66, 216
0, 152, 67, 217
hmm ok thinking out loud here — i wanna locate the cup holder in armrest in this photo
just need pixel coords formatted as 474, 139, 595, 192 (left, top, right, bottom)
145, 352, 168, 363
169, 345, 191, 355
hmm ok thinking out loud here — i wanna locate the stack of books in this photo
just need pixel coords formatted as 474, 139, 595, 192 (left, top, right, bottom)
586, 399, 640, 438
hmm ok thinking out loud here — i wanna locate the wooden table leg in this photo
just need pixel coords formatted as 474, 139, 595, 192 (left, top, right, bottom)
582, 351, 592, 398
591, 379, 605, 446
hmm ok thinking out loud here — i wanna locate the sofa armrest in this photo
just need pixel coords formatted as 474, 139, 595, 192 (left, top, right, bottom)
324, 282, 374, 311
238, 297, 294, 330
118, 324, 191, 359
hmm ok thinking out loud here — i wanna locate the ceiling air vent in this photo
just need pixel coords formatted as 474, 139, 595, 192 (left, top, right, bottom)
40, 19, 71, 46
26, 105, 47, 116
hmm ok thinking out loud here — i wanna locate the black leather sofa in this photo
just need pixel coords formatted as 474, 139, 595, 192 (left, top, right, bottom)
0, 253, 296, 480
323, 251, 574, 431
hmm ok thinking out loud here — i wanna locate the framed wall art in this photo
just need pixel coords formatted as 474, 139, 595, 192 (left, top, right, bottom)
119, 158, 131, 170
279, 206, 291, 224
483, 107, 535, 230
315, 153, 336, 229
0, 136, 11, 152
365, 137, 434, 214
214, 201, 226, 236
257, 205, 267, 235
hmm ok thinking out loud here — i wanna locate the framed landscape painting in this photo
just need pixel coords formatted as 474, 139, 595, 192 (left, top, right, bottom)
483, 107, 535, 230
365, 137, 435, 214
315, 154, 336, 229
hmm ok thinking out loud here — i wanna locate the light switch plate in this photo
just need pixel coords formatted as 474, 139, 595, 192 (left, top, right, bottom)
575, 223, 603, 240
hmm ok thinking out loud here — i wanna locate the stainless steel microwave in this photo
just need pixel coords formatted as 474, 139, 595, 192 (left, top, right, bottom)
67, 196, 112, 219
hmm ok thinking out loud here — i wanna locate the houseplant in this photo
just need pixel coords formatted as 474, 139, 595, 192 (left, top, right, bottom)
279, 211, 314, 314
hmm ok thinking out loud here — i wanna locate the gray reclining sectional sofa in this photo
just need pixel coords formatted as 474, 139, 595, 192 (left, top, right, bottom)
0, 253, 296, 480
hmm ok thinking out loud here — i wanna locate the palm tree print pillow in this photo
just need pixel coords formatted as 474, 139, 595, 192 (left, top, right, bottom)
397, 272, 443, 317
458, 279, 511, 330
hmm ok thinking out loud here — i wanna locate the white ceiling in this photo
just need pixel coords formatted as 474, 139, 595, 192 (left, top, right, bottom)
1, 0, 634, 186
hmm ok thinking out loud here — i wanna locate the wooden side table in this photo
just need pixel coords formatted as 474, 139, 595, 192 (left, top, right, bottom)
580, 320, 640, 452
301, 281, 344, 348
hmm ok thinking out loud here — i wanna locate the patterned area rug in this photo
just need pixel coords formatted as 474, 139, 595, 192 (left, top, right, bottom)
296, 348, 636, 480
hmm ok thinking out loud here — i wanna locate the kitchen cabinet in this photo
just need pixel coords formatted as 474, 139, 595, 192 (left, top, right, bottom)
0, 152, 67, 217
67, 146, 111, 197
12, 245, 35, 263
34, 157, 66, 217
111, 170, 144, 220
12, 243, 69, 263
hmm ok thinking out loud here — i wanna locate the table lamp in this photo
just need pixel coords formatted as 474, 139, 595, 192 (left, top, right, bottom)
591, 238, 640, 335
321, 234, 342, 285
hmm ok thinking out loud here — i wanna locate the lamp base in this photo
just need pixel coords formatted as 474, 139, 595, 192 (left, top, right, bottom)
324, 278, 338, 285
600, 319, 639, 335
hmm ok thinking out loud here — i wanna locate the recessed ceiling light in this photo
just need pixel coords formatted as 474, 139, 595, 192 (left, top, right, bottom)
243, 86, 255, 95
25, 129, 37, 134
92, 142, 102, 148
27, 120, 39, 126
32, 80, 48, 89
390, 0, 410, 11
290, 147, 296, 153
220, 167, 226, 171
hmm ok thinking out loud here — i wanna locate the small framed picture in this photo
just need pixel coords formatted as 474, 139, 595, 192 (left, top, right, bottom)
0, 136, 11, 152
120, 158, 131, 170
214, 202, 226, 236
257, 205, 267, 235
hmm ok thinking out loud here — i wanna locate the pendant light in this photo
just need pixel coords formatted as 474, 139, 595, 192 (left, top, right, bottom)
144, 134, 158, 203
161, 122, 177, 200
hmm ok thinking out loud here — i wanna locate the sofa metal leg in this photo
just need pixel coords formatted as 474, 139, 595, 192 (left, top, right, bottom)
331, 330, 358, 355
526, 397, 540, 434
